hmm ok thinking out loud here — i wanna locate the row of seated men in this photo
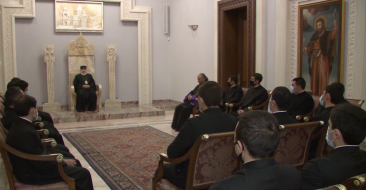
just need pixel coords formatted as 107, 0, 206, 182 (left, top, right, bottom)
162, 76, 366, 189
0, 78, 94, 190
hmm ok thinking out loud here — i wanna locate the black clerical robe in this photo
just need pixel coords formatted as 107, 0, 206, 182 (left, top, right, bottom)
73, 73, 97, 112
171, 84, 201, 131
222, 85, 243, 112
288, 91, 314, 118
301, 146, 366, 190
6, 118, 93, 190
239, 85, 268, 111
209, 158, 301, 190
1, 108, 64, 145
272, 111, 298, 125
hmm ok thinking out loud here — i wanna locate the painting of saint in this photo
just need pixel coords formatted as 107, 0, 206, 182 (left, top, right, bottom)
298, 0, 344, 95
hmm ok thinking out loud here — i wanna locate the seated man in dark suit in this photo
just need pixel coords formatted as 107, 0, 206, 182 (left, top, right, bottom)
6, 95, 94, 190
220, 75, 243, 112
7, 79, 55, 124
1, 86, 65, 145
310, 82, 349, 124
287, 77, 314, 118
209, 111, 301, 190
269, 86, 298, 125
301, 103, 366, 190
171, 73, 208, 131
237, 73, 268, 116
158, 81, 237, 189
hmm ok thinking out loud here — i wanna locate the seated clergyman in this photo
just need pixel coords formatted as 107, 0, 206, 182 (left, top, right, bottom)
73, 65, 97, 112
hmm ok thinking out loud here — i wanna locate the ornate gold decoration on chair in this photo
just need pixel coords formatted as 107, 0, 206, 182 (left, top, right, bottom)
318, 173, 366, 190
0, 125, 74, 190
152, 132, 241, 190
274, 121, 324, 170
67, 33, 102, 111
296, 94, 320, 122
247, 90, 273, 111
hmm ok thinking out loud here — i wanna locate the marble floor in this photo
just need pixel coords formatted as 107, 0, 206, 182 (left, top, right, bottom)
58, 110, 178, 190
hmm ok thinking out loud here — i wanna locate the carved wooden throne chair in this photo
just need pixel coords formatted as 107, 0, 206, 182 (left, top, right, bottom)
67, 33, 102, 111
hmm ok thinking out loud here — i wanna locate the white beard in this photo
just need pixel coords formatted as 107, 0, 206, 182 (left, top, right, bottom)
81, 73, 87, 76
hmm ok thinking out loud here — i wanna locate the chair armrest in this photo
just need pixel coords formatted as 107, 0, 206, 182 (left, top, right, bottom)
37, 129, 49, 139
0, 140, 75, 189
41, 138, 57, 153
225, 102, 241, 114
303, 116, 312, 122
33, 122, 44, 129
152, 150, 193, 189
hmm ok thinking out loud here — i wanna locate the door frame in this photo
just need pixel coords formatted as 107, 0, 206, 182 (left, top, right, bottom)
218, 0, 256, 88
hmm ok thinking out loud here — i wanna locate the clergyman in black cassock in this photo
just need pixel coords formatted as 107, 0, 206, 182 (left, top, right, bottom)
73, 66, 97, 112
171, 73, 208, 131
221, 75, 243, 112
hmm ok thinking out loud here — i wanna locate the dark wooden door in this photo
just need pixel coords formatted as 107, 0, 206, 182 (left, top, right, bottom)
218, 0, 256, 90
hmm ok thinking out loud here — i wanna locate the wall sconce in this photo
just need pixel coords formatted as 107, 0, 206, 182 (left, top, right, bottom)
188, 25, 198, 31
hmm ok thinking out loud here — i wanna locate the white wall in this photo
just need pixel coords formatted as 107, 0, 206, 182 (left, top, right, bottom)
264, 0, 277, 90
168, 0, 214, 101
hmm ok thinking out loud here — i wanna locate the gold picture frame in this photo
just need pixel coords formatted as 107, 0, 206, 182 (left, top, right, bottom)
298, 0, 345, 95
55, 0, 103, 32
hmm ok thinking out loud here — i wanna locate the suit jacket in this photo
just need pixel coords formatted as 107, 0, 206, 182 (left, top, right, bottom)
1, 107, 18, 130
6, 118, 67, 185
288, 91, 314, 118
239, 85, 268, 110
167, 108, 237, 176
301, 146, 366, 190
272, 111, 298, 125
209, 158, 302, 190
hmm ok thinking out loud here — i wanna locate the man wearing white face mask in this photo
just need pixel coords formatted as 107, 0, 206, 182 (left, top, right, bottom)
310, 82, 349, 124
157, 81, 237, 189
301, 104, 366, 190
287, 77, 314, 118
269, 87, 298, 125
209, 111, 301, 190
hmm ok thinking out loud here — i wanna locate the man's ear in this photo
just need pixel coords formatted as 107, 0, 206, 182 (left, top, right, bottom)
334, 129, 343, 140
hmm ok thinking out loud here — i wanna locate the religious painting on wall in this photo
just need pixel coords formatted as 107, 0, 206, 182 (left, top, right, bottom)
298, 0, 345, 95
55, 0, 103, 32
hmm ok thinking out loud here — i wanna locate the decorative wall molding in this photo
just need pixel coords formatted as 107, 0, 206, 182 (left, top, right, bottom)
288, 0, 356, 98
0, 0, 152, 104
344, 0, 356, 98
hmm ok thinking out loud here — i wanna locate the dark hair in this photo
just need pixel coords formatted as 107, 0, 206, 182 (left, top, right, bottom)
6, 77, 21, 89
271, 86, 292, 111
236, 111, 280, 159
197, 81, 221, 107
13, 95, 37, 117
252, 73, 263, 83
4, 86, 23, 108
330, 104, 366, 145
324, 82, 345, 104
292, 77, 306, 89
230, 75, 238, 84
12, 80, 29, 92
199, 73, 209, 82
317, 18, 325, 25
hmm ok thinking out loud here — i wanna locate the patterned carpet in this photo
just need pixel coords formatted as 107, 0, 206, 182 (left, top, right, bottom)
63, 126, 175, 190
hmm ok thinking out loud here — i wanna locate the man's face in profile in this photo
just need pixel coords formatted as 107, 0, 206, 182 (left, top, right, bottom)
316, 21, 324, 33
